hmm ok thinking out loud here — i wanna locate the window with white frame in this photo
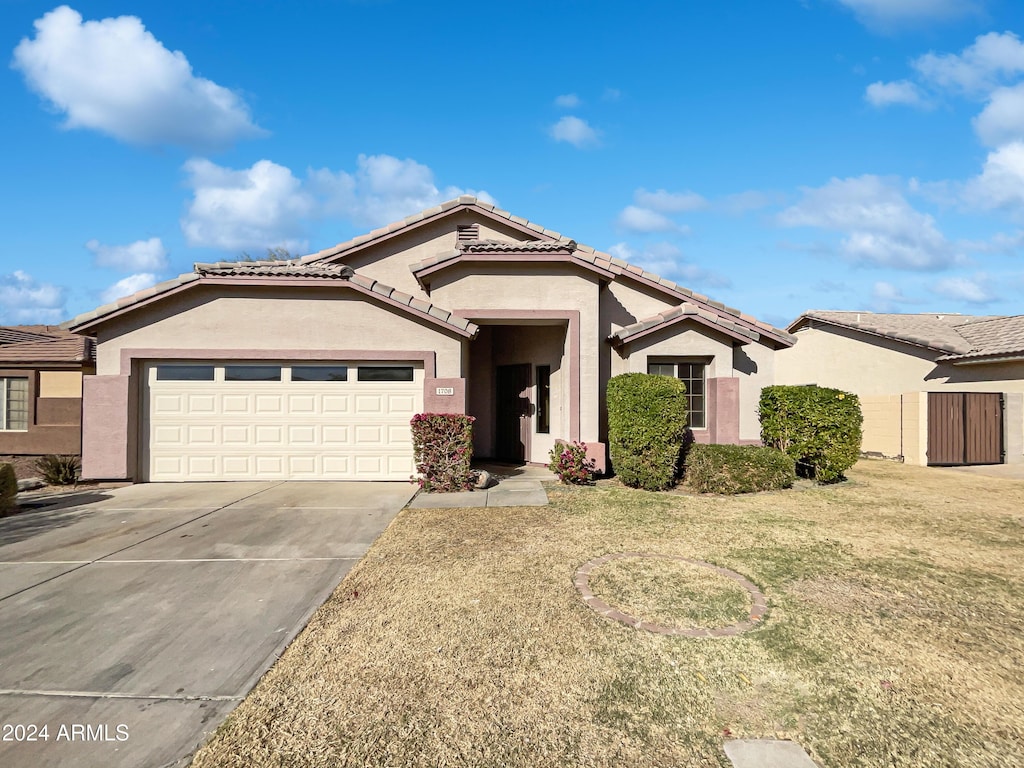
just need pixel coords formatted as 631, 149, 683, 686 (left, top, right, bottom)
0, 377, 29, 431
647, 361, 706, 429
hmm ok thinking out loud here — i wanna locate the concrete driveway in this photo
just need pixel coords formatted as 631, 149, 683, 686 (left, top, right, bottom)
0, 481, 415, 768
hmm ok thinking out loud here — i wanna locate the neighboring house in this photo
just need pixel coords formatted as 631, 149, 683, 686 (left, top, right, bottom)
777, 311, 1024, 467
0, 325, 95, 456
66, 196, 794, 482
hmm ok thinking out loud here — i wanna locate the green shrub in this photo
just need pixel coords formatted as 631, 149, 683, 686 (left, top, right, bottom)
548, 440, 598, 484
684, 443, 796, 494
410, 413, 475, 492
607, 373, 689, 491
759, 385, 863, 483
0, 463, 16, 514
35, 454, 81, 486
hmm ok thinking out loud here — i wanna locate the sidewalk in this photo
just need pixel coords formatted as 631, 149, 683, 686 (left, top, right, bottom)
407, 463, 552, 509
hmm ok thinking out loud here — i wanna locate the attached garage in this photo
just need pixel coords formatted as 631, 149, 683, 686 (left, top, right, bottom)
144, 361, 422, 481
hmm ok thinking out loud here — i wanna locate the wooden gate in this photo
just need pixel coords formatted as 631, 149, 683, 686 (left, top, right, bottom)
927, 392, 1003, 466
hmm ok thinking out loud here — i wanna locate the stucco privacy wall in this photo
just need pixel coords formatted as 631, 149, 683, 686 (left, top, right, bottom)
323, 213, 538, 301
859, 395, 903, 458
431, 265, 601, 446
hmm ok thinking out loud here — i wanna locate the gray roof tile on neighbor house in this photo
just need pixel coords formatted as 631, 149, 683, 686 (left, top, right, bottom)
793, 310, 1005, 355
938, 315, 1024, 360
0, 336, 95, 364
0, 327, 55, 345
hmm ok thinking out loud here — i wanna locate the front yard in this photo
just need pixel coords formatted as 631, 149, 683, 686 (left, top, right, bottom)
191, 460, 1024, 768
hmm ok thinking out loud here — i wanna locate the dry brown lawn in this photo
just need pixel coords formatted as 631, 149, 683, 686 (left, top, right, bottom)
191, 460, 1024, 768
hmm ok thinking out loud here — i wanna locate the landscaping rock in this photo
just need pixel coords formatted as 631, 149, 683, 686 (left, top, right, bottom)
473, 470, 495, 489
17, 477, 45, 492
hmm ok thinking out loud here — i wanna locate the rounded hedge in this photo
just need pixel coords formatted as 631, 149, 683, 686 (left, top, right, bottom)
607, 373, 689, 491
759, 385, 863, 483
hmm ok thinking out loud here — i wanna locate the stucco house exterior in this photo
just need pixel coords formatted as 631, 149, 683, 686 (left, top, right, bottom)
777, 311, 1024, 466
66, 197, 794, 482
0, 325, 95, 456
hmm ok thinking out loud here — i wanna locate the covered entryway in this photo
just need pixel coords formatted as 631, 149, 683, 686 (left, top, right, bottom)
927, 392, 1004, 466
143, 361, 422, 480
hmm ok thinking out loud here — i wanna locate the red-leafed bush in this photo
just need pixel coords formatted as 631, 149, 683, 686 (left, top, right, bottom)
548, 440, 598, 484
410, 413, 476, 492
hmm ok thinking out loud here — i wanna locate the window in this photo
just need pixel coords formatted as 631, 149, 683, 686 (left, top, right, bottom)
648, 361, 707, 429
291, 365, 348, 382
0, 377, 29, 431
536, 365, 551, 434
156, 365, 215, 381
357, 366, 414, 382
225, 365, 281, 382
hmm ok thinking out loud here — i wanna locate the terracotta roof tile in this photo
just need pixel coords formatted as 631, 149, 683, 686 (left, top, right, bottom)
457, 239, 577, 253
609, 303, 761, 347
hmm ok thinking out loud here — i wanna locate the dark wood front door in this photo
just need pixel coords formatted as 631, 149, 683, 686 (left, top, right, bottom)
927, 392, 1003, 466
495, 364, 532, 462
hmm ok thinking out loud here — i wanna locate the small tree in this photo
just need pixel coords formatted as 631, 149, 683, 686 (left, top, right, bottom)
607, 373, 689, 491
759, 385, 862, 483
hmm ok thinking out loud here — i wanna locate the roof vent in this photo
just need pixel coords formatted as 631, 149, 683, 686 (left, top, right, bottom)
456, 224, 479, 242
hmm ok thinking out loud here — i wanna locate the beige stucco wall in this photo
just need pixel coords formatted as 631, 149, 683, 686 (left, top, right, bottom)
430, 265, 602, 446
39, 370, 83, 398
603, 279, 677, 331
860, 395, 903, 458
94, 286, 464, 377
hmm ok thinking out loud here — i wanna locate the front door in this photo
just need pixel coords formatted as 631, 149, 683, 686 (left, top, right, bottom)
495, 364, 532, 462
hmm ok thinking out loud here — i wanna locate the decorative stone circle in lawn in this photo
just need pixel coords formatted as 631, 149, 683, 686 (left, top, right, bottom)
574, 553, 768, 637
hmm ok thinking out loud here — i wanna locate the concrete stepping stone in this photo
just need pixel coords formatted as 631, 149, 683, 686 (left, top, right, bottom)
724, 739, 819, 768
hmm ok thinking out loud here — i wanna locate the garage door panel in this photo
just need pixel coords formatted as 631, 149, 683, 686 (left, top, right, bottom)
146, 362, 422, 480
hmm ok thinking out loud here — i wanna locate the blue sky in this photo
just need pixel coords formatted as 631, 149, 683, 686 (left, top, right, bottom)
2, 0, 1023, 329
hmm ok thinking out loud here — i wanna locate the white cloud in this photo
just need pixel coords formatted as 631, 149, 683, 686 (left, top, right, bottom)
963, 141, 1024, 213
86, 237, 167, 271
778, 175, 958, 270
602, 88, 622, 102
608, 242, 730, 288
931, 274, 998, 303
616, 205, 686, 234
871, 280, 921, 311
0, 270, 66, 323
549, 116, 599, 148
912, 31, 1024, 95
633, 188, 708, 213
973, 83, 1024, 146
838, 0, 982, 30
865, 80, 929, 108
182, 154, 495, 252
100, 273, 159, 304
554, 93, 581, 108
720, 190, 782, 214
11, 5, 263, 149
181, 158, 314, 252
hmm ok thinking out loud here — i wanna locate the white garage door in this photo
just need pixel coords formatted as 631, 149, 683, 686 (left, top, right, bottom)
144, 362, 422, 481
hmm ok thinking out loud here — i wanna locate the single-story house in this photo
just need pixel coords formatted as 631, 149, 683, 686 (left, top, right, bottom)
0, 325, 95, 456
777, 311, 1024, 466
66, 196, 794, 482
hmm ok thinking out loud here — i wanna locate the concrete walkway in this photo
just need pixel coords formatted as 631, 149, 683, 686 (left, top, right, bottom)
408, 463, 552, 508
724, 739, 820, 767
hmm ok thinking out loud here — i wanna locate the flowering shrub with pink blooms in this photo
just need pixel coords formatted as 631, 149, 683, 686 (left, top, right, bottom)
548, 440, 598, 485
410, 413, 476, 492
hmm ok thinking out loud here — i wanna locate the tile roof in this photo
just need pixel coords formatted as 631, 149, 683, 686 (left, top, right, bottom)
937, 315, 1024, 361
0, 326, 94, 364
609, 304, 763, 346
65, 262, 477, 337
457, 239, 577, 253
194, 260, 356, 278
301, 196, 794, 347
792, 311, 1024, 361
